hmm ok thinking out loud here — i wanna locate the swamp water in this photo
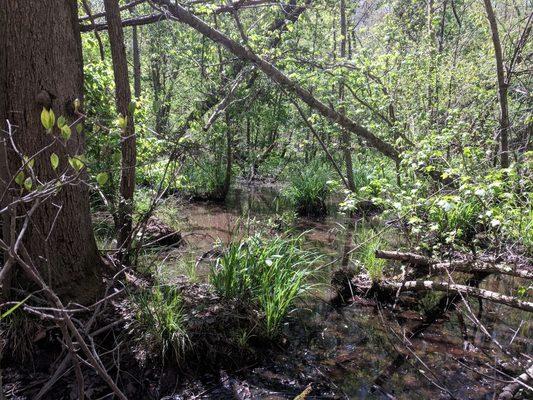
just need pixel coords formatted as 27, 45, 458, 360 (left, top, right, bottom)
144, 184, 531, 400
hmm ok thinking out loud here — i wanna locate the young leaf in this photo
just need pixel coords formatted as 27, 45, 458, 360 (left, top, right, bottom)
96, 172, 109, 186
24, 177, 32, 191
57, 115, 66, 128
15, 171, 25, 186
117, 114, 127, 129
68, 157, 84, 172
50, 153, 59, 170
60, 125, 71, 141
41, 108, 52, 131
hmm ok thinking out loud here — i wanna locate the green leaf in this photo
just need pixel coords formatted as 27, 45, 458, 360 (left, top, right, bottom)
15, 171, 25, 186
50, 153, 59, 170
68, 157, 84, 172
57, 115, 66, 128
24, 177, 32, 191
60, 125, 71, 141
15, 171, 26, 186
117, 114, 127, 129
128, 100, 137, 114
96, 172, 109, 186
41, 108, 50, 130
76, 124, 83, 134
48, 108, 56, 130
0, 295, 31, 320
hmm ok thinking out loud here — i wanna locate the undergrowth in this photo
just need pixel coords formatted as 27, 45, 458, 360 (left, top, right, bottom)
210, 233, 317, 338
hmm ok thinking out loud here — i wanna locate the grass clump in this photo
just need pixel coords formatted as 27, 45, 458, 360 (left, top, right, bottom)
285, 160, 332, 217
210, 234, 316, 338
356, 236, 386, 282
134, 285, 189, 363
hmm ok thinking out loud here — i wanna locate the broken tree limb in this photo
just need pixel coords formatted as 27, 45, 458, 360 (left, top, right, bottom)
498, 363, 533, 399
385, 280, 533, 313
151, 0, 400, 161
375, 250, 533, 280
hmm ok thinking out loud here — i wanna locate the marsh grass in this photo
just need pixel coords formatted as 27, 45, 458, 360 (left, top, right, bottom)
210, 234, 317, 338
133, 285, 189, 363
284, 160, 331, 216
355, 236, 386, 282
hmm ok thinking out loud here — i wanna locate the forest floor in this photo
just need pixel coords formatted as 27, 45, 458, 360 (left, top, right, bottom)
2, 183, 531, 399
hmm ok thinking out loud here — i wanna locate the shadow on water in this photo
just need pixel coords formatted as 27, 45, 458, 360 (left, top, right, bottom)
154, 184, 531, 399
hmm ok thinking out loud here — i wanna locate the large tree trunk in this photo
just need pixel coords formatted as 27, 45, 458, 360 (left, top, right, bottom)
483, 0, 510, 168
103, 0, 137, 260
0, 0, 103, 302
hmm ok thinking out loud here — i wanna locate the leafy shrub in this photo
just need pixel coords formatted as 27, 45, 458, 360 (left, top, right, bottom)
210, 234, 316, 338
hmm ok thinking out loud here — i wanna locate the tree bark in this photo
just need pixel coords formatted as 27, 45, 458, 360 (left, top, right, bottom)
103, 0, 137, 260
152, 0, 400, 161
339, 0, 356, 191
132, 25, 142, 98
483, 0, 510, 168
0, 0, 103, 302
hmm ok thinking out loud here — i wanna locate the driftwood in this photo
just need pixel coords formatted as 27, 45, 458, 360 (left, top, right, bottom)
140, 216, 182, 247
498, 363, 533, 399
384, 280, 533, 313
375, 250, 533, 280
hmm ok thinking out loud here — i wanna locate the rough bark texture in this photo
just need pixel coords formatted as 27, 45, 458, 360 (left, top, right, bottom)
153, 0, 400, 161
483, 0, 510, 168
339, 0, 355, 192
0, 0, 103, 302
132, 25, 142, 98
103, 0, 137, 258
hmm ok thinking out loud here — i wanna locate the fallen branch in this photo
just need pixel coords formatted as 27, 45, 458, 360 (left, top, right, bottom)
385, 280, 533, 313
375, 250, 533, 280
498, 363, 533, 399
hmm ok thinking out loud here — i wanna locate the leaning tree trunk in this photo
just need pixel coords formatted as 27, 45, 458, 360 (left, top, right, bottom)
0, 0, 103, 302
104, 0, 137, 261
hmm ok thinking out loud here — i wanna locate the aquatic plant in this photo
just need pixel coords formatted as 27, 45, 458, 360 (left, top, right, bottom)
356, 236, 386, 282
285, 160, 332, 216
133, 285, 189, 363
210, 234, 316, 338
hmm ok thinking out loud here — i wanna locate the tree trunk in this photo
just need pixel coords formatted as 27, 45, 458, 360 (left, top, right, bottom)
483, 0, 510, 168
0, 0, 103, 303
103, 0, 137, 260
132, 25, 142, 98
339, 0, 356, 192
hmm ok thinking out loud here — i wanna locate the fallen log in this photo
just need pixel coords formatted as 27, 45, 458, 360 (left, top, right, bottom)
498, 363, 533, 400
375, 250, 533, 280
385, 280, 533, 313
